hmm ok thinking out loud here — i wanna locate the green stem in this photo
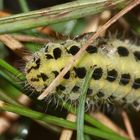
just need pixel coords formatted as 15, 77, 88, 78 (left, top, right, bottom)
62, 102, 116, 134
0, 0, 3, 10
0, 89, 19, 105
0, 101, 128, 140
0, 59, 25, 81
0, 91, 61, 133
77, 68, 93, 140
0, 70, 22, 90
18, 0, 30, 12
0, 0, 131, 34
84, 114, 115, 133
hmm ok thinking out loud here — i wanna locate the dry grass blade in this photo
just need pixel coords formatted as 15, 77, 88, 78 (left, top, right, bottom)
91, 112, 128, 138
59, 113, 76, 140
0, 34, 31, 61
38, 0, 140, 100
11, 34, 49, 44
121, 111, 136, 140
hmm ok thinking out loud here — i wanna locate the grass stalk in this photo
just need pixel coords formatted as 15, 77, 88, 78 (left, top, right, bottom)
0, 101, 128, 140
62, 102, 117, 134
0, 59, 25, 81
18, 0, 30, 12
77, 68, 93, 140
0, 0, 131, 34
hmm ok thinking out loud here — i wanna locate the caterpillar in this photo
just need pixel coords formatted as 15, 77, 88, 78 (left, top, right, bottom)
25, 33, 140, 111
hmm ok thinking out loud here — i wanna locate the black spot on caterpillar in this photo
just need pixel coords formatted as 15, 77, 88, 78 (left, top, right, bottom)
56, 84, 66, 91
67, 45, 80, 55
63, 71, 70, 79
117, 46, 129, 57
26, 57, 41, 73
53, 47, 62, 59
119, 74, 131, 85
86, 45, 98, 54
97, 91, 105, 98
106, 69, 118, 82
133, 51, 140, 61
45, 54, 53, 59
25, 33, 140, 111
92, 67, 103, 80
37, 73, 48, 81
72, 86, 80, 93
74, 67, 87, 79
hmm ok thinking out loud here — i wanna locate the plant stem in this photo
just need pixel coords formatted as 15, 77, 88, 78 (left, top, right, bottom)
62, 102, 117, 134
77, 68, 93, 140
18, 0, 30, 12
0, 59, 25, 81
0, 0, 3, 10
0, 0, 131, 34
0, 89, 19, 105
0, 101, 128, 140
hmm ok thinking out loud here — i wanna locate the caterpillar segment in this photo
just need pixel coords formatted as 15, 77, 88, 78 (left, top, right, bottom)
25, 35, 140, 111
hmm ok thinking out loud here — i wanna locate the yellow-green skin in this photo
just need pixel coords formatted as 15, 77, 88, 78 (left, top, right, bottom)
25, 35, 140, 110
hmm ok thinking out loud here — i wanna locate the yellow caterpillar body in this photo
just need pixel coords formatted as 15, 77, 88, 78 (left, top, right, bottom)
25, 34, 140, 111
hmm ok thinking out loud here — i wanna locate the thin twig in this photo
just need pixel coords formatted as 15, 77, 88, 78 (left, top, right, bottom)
38, 0, 140, 100
121, 111, 136, 140
11, 34, 49, 44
